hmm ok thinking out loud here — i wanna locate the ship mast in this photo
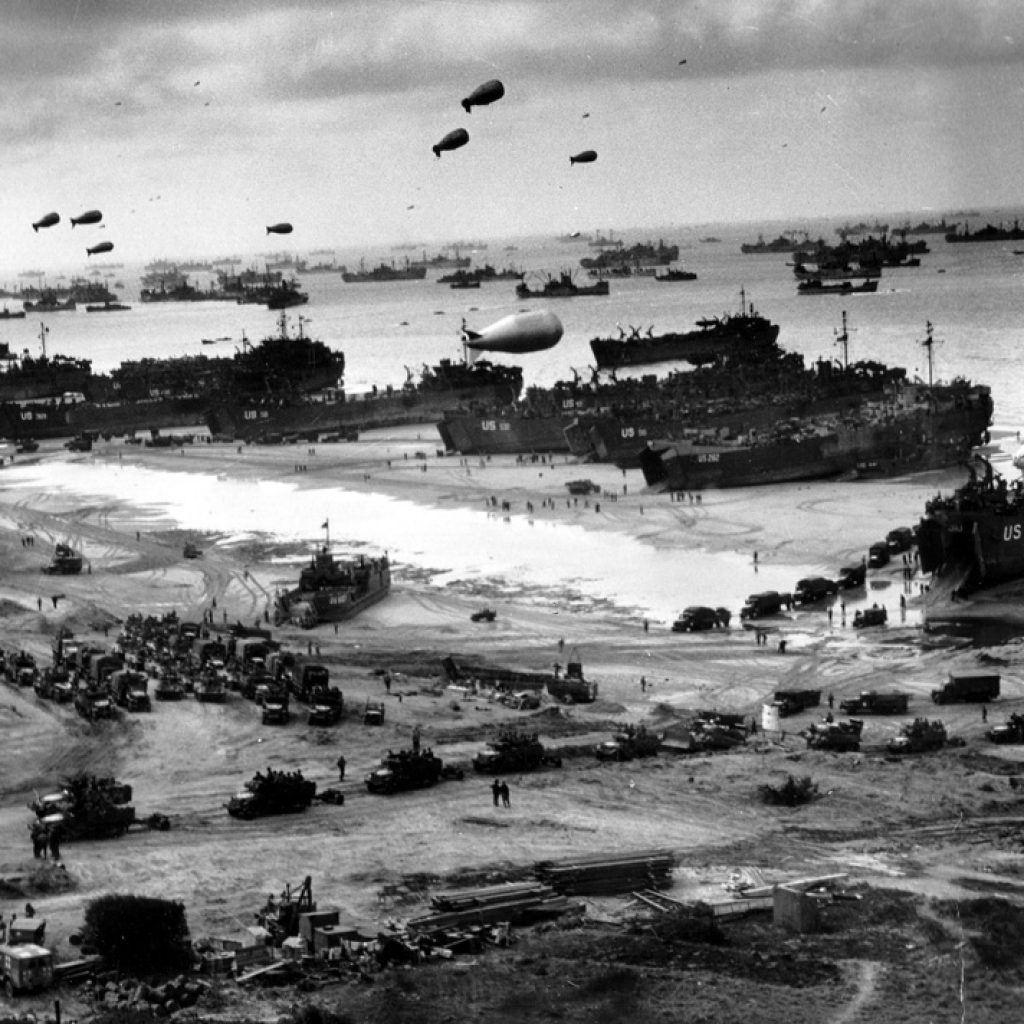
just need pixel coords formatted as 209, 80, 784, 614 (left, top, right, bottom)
39, 322, 49, 359
920, 320, 936, 388
834, 310, 849, 370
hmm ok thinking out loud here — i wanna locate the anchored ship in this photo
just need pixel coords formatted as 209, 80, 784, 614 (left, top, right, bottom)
589, 290, 778, 369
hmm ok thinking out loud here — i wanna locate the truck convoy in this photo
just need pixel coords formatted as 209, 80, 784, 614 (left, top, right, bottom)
931, 672, 1000, 705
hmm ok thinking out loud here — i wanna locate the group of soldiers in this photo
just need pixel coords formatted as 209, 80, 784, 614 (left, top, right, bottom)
28, 820, 62, 860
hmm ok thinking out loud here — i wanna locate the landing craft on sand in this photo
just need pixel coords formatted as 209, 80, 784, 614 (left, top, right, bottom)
32, 212, 59, 232
570, 150, 597, 165
462, 310, 564, 355
86, 241, 114, 257
461, 78, 504, 113
433, 128, 470, 158
70, 210, 102, 228
266, 223, 293, 235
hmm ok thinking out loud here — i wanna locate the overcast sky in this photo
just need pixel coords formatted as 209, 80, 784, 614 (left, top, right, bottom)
4, 0, 1024, 262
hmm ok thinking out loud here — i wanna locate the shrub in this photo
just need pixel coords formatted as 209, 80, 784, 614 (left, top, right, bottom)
759, 774, 818, 807
82, 894, 192, 975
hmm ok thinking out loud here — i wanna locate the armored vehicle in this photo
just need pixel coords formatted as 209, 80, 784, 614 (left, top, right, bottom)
805, 719, 863, 751
42, 542, 83, 575
112, 669, 151, 711
594, 724, 661, 761
473, 728, 561, 774
366, 748, 452, 794
840, 691, 909, 715
773, 689, 821, 717
932, 671, 1000, 705
226, 768, 316, 819
887, 718, 948, 754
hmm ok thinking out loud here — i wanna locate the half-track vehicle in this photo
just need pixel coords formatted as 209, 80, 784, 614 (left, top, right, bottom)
987, 713, 1024, 744
226, 768, 316, 819
805, 718, 863, 751
773, 689, 821, 717
594, 724, 661, 761
366, 748, 454, 794
887, 718, 948, 755
112, 669, 151, 712
840, 690, 909, 715
473, 728, 561, 774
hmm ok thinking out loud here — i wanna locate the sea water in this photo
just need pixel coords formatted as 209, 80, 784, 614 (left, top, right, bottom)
2, 215, 1022, 625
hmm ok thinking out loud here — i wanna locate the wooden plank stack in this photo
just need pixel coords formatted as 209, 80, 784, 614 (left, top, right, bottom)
406, 881, 572, 937
535, 849, 677, 896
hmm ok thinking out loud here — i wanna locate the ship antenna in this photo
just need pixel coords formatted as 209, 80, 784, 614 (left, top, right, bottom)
322, 518, 330, 551
38, 322, 49, 359
739, 286, 746, 316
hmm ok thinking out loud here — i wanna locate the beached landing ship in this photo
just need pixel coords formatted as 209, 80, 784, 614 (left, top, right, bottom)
588, 290, 779, 369
273, 535, 391, 630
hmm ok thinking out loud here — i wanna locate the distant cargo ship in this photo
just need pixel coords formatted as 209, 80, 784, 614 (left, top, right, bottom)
944, 220, 1024, 243
341, 259, 427, 283
515, 272, 609, 299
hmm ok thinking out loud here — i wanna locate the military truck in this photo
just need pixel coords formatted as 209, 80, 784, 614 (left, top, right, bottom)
839, 691, 910, 715
154, 669, 186, 700
261, 690, 291, 725
987, 713, 1024, 745
773, 689, 821, 717
740, 591, 788, 620
931, 671, 1000, 705
111, 669, 151, 712
473, 729, 561, 774
31, 773, 136, 839
886, 526, 915, 553
365, 749, 448, 794
671, 606, 723, 632
867, 542, 890, 568
836, 564, 866, 589
364, 699, 386, 725
805, 719, 863, 752
6, 650, 38, 687
853, 606, 888, 628
594, 724, 661, 761
887, 718, 948, 755
689, 711, 747, 751
226, 769, 316, 819
34, 667, 73, 703
288, 662, 331, 702
74, 685, 115, 722
308, 686, 344, 725
194, 669, 227, 702
0, 943, 53, 998
792, 577, 838, 606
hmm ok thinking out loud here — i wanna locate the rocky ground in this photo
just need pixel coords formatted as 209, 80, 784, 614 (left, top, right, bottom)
1, 429, 1023, 1023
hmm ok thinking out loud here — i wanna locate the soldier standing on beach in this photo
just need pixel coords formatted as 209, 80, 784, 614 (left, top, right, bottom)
491, 779, 501, 807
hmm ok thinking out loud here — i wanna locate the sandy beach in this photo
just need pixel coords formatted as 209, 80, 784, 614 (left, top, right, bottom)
2, 427, 1022, 1022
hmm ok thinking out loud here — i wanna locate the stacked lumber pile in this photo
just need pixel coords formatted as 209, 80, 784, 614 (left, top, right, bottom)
535, 849, 677, 896
406, 881, 574, 938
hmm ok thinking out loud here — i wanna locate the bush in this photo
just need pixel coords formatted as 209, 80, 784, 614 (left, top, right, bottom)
82, 894, 192, 975
759, 774, 818, 807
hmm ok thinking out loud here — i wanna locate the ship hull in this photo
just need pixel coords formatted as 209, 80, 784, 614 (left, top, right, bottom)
590, 321, 780, 369
437, 412, 572, 455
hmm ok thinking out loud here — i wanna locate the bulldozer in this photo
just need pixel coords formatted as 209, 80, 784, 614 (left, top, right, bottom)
226, 768, 316, 819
